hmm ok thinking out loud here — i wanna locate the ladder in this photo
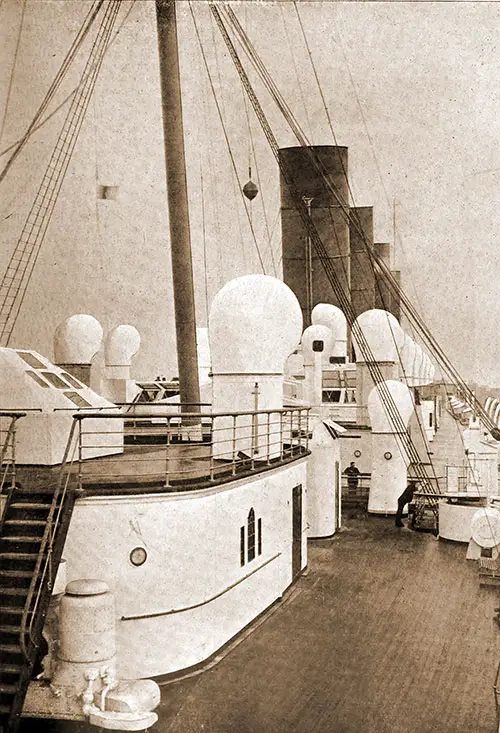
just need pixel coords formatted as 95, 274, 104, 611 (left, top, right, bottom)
0, 467, 77, 732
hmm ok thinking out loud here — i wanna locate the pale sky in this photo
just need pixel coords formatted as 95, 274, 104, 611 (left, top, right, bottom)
2, 1, 500, 385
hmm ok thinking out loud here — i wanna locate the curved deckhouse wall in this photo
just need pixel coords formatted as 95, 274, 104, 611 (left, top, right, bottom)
61, 458, 308, 679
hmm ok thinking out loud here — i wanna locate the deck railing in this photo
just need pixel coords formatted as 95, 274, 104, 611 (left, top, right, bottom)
0, 411, 26, 497
341, 473, 371, 501
60, 406, 311, 492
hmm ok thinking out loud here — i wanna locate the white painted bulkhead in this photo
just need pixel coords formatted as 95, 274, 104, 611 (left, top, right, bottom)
61, 458, 308, 679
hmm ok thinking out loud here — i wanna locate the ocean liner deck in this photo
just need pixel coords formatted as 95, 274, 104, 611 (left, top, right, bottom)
18, 515, 500, 733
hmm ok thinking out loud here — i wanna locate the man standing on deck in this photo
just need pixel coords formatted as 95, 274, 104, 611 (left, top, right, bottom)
395, 480, 417, 527
344, 461, 361, 493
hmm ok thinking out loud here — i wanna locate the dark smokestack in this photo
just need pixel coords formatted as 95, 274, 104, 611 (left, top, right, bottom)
390, 270, 401, 322
349, 206, 375, 318
374, 242, 392, 311
279, 146, 350, 327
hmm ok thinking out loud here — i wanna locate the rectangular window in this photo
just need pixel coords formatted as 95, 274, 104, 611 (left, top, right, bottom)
429, 413, 433, 428
240, 526, 245, 567
322, 389, 341, 403
42, 372, 71, 389
258, 518, 262, 555
17, 351, 46, 369
26, 371, 50, 388
61, 372, 85, 389
64, 391, 92, 408
329, 356, 346, 364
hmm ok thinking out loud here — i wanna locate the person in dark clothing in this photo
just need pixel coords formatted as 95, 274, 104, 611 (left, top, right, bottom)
395, 480, 417, 527
344, 461, 361, 493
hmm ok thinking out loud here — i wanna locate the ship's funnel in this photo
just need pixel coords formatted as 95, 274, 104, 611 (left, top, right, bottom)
350, 207, 375, 319
279, 146, 350, 327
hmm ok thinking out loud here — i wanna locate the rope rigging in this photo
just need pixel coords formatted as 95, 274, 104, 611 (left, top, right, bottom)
209, 2, 440, 505
0, 0, 122, 347
189, 1, 267, 276
0, 0, 105, 186
220, 4, 496, 453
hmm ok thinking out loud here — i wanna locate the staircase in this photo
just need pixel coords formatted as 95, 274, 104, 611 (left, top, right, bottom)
0, 478, 76, 733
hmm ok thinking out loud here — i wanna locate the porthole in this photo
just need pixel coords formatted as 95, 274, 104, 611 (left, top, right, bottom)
384, 451, 393, 461
353, 449, 361, 458
129, 547, 147, 567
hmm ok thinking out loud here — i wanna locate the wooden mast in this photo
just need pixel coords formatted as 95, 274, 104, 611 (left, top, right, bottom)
155, 0, 200, 411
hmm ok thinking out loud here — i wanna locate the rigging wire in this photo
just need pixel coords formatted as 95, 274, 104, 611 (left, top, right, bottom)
0, 0, 105, 186
0, 0, 122, 347
208, 10, 249, 276
189, 1, 266, 275
227, 3, 496, 464
0, 0, 137, 162
280, 4, 314, 142
210, 3, 438, 500
0, 0, 27, 146
200, 165, 210, 324
292, 2, 438, 486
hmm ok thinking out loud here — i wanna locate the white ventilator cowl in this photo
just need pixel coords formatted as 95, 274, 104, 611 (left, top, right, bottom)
311, 303, 347, 357
54, 314, 103, 364
209, 275, 303, 374
367, 379, 415, 432
353, 309, 404, 363
301, 324, 334, 361
105, 325, 141, 368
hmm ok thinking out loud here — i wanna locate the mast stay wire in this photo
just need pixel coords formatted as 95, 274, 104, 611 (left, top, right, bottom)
223, 5, 364, 332
0, 0, 137, 163
189, 2, 266, 275
0, 0, 105, 186
291, 3, 438, 488
226, 3, 495, 446
207, 8, 248, 275
200, 166, 210, 324
0, 0, 122, 347
241, 85, 277, 277
295, 2, 480, 435
211, 4, 439, 500
0, 0, 27, 147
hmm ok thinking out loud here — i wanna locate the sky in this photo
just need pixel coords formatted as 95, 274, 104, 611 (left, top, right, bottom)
2, 1, 500, 385
173, 0, 500, 386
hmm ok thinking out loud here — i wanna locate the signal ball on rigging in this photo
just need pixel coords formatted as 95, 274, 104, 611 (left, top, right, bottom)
243, 179, 259, 201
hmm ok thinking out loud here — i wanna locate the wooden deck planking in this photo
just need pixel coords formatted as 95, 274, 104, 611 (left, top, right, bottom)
156, 519, 499, 733
19, 517, 500, 733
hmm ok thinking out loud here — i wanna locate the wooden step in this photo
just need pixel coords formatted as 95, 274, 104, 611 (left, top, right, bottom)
0, 644, 22, 655
0, 664, 21, 675
0, 570, 34, 579
0, 625, 21, 634
0, 588, 29, 597
0, 683, 17, 695
4, 520, 46, 527
9, 503, 50, 511
0, 553, 38, 560
1, 536, 43, 543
